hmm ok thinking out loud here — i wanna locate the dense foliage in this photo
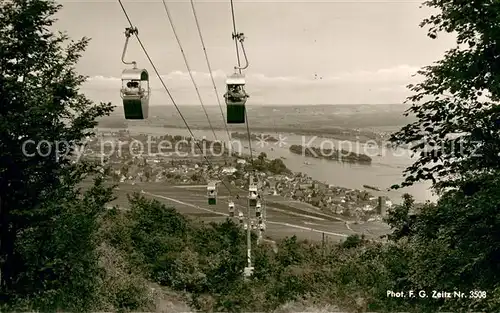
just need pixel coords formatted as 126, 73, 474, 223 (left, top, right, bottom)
386, 0, 500, 312
101, 195, 398, 312
390, 0, 500, 191
242, 152, 291, 175
96, 192, 500, 312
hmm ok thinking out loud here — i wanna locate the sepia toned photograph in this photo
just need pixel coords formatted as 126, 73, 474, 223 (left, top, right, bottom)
0, 0, 497, 311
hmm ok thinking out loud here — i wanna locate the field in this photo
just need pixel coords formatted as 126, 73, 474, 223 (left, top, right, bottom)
104, 181, 390, 243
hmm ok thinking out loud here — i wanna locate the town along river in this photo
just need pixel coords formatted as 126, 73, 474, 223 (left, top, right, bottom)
99, 126, 437, 204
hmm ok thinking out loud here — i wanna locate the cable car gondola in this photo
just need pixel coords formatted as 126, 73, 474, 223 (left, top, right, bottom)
225, 32, 249, 124
120, 27, 150, 120
207, 182, 217, 205
255, 201, 262, 217
121, 68, 150, 119
224, 72, 249, 124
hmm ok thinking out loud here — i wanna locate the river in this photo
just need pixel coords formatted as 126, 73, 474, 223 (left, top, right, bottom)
99, 126, 438, 204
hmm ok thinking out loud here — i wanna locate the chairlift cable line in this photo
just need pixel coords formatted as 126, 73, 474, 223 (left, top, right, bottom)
160, 0, 218, 142
244, 110, 254, 167
118, 1, 252, 208
228, 0, 265, 255
190, 0, 236, 156
160, 0, 222, 183
117, 0, 234, 196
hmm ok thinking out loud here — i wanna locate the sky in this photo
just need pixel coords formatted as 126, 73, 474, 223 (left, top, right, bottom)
54, 0, 456, 106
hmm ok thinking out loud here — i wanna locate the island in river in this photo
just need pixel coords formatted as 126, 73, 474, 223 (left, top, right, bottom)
289, 144, 372, 165
230, 132, 278, 142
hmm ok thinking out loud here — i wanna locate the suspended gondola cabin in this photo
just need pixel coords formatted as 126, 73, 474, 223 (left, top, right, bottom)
120, 68, 150, 120
207, 182, 217, 205
224, 73, 248, 124
248, 184, 258, 207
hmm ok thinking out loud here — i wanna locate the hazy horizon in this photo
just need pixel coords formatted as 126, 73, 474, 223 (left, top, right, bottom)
54, 0, 455, 106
